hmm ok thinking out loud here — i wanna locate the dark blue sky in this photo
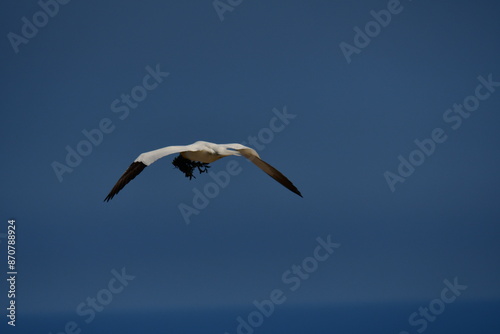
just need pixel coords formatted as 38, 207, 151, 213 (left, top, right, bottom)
1, 0, 499, 332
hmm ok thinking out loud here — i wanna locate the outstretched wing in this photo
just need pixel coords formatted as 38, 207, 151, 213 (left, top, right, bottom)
104, 144, 196, 202
224, 144, 302, 197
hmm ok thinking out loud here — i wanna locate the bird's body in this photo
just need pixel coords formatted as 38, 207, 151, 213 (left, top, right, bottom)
104, 141, 302, 201
180, 144, 226, 163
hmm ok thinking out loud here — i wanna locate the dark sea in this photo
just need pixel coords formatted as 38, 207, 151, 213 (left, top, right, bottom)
9, 301, 500, 334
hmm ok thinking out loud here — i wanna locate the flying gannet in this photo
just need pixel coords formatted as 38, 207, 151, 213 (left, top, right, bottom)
104, 141, 302, 201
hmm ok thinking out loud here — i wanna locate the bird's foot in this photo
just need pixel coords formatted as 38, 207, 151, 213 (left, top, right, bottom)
196, 164, 210, 174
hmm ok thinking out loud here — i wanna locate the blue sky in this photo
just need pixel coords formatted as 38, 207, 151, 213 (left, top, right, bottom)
1, 0, 500, 332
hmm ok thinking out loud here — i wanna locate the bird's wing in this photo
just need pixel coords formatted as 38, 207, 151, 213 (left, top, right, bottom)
224, 144, 302, 197
104, 144, 196, 202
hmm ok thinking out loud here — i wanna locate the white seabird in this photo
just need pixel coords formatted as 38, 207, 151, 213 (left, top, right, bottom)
104, 141, 302, 201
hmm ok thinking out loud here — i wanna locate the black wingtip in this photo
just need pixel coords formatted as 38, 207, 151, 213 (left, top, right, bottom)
103, 161, 147, 202
104, 191, 116, 202
291, 187, 303, 198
